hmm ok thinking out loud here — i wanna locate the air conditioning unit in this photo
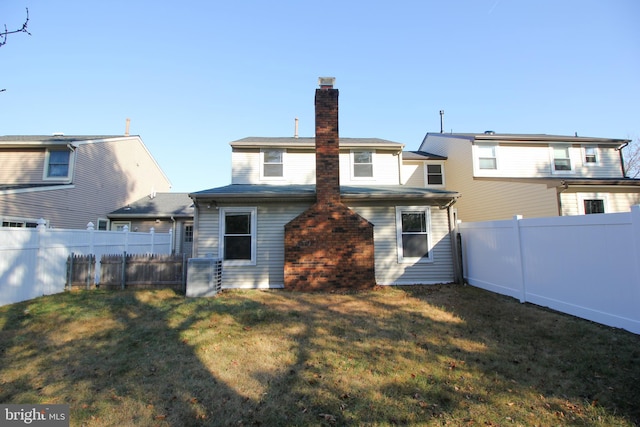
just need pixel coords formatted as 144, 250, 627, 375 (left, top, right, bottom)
186, 258, 222, 297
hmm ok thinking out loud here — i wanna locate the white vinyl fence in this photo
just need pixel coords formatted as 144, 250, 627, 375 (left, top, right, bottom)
0, 220, 172, 306
458, 205, 640, 334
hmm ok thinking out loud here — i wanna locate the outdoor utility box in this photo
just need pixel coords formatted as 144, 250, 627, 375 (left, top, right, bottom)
186, 258, 222, 297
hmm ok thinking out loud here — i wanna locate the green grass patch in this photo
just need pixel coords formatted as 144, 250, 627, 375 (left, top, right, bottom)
0, 285, 638, 426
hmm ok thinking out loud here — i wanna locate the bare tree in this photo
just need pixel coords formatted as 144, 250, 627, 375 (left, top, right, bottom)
0, 7, 30, 48
1, 8, 30, 92
623, 137, 640, 178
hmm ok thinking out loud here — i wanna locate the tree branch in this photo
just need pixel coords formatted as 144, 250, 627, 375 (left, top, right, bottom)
0, 7, 31, 48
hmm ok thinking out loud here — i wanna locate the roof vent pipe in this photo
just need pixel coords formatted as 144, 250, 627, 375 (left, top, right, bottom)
294, 117, 299, 139
125, 118, 131, 136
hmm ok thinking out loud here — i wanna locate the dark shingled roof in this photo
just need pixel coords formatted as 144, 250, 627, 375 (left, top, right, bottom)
108, 193, 194, 218
403, 151, 447, 160
190, 184, 458, 203
0, 135, 133, 145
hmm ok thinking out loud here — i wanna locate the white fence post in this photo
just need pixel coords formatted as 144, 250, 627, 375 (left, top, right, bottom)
123, 225, 129, 252
150, 227, 155, 253
36, 218, 47, 296
512, 215, 526, 303
631, 205, 640, 293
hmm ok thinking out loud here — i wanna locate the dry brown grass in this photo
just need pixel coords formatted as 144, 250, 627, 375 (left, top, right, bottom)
1, 284, 639, 426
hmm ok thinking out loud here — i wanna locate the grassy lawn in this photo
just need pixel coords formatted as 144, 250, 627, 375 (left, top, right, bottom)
0, 284, 639, 426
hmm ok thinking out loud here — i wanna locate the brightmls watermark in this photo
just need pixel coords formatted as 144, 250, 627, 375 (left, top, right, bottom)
1, 405, 69, 426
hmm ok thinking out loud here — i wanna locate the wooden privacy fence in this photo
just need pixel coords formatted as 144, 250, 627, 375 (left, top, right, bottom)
66, 252, 187, 291
66, 253, 96, 290
100, 253, 187, 291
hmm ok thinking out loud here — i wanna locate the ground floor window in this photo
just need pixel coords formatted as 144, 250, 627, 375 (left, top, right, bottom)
395, 206, 433, 263
219, 207, 257, 265
577, 193, 608, 215
111, 221, 131, 231
1, 216, 40, 228
583, 199, 605, 214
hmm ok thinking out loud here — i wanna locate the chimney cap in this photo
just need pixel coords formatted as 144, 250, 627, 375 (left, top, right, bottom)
318, 77, 336, 89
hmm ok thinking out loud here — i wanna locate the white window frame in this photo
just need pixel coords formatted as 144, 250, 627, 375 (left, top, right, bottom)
424, 161, 445, 187
473, 144, 499, 174
260, 149, 285, 180
43, 148, 75, 181
550, 145, 575, 174
583, 146, 599, 166
577, 193, 609, 215
111, 221, 131, 231
219, 207, 257, 266
476, 144, 498, 171
1, 215, 42, 228
351, 150, 375, 180
395, 206, 433, 264
97, 218, 109, 230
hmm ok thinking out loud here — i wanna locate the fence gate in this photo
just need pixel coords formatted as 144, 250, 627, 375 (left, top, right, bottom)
100, 253, 187, 291
66, 253, 96, 290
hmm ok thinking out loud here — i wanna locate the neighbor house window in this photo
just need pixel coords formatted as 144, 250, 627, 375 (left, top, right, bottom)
184, 224, 194, 243
1, 217, 39, 228
584, 146, 598, 165
111, 221, 131, 231
477, 145, 497, 170
97, 218, 109, 230
261, 149, 284, 178
426, 163, 444, 186
396, 206, 432, 263
44, 149, 72, 179
552, 146, 573, 172
220, 207, 257, 265
352, 150, 374, 178
583, 199, 605, 214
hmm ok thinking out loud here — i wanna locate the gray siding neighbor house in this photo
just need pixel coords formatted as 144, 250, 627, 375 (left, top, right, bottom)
108, 192, 194, 257
0, 135, 171, 229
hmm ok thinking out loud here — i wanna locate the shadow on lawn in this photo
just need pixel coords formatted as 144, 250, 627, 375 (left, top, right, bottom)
0, 285, 639, 426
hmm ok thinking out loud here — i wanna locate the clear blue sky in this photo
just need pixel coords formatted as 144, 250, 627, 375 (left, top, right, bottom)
2, 0, 639, 192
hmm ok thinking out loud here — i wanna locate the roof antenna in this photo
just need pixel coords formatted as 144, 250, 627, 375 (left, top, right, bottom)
439, 110, 444, 133
294, 117, 299, 139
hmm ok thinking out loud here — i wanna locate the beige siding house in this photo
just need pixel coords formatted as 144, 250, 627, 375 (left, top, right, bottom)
0, 135, 171, 229
415, 133, 640, 222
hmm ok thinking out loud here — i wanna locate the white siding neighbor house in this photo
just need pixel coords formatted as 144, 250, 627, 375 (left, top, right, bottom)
415, 132, 640, 222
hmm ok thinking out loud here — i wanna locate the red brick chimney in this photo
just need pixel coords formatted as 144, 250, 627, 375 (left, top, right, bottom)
315, 78, 341, 207
284, 78, 376, 291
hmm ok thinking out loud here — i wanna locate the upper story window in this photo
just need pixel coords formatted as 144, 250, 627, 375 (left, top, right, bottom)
44, 149, 73, 179
551, 145, 574, 173
583, 146, 599, 165
219, 207, 257, 266
477, 145, 497, 170
352, 150, 374, 178
425, 163, 444, 186
261, 149, 284, 179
